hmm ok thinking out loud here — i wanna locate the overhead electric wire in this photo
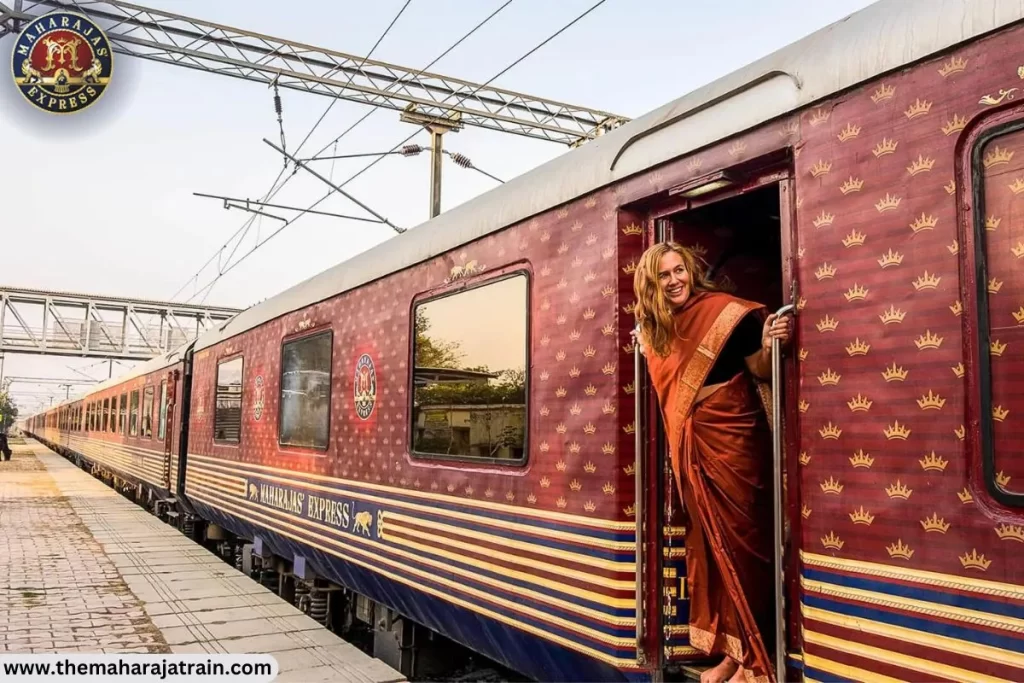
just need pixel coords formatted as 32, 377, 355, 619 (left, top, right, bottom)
176, 0, 517, 304
185, 0, 609, 305
169, 0, 415, 302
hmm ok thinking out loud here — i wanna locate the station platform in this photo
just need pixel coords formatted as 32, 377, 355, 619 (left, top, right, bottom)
0, 438, 405, 683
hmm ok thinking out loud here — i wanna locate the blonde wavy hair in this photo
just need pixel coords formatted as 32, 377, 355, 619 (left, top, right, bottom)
633, 242, 718, 357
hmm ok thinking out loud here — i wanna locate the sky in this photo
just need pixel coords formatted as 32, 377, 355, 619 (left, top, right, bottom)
0, 0, 879, 413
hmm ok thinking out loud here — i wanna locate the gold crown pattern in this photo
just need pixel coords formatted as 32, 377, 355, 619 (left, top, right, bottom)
846, 338, 871, 356
820, 423, 842, 440
850, 449, 874, 468
945, 179, 957, 195
1014, 306, 1024, 324
568, 441, 581, 454
557, 243, 569, 255
1013, 242, 1024, 258
728, 141, 747, 157
873, 138, 899, 157
540, 370, 551, 380
995, 524, 1024, 543
817, 315, 839, 333
556, 349, 566, 360
821, 476, 843, 494
603, 363, 616, 375
623, 381, 635, 395
622, 223, 643, 236
601, 323, 614, 337
839, 176, 864, 196
950, 300, 963, 317
917, 390, 946, 410
799, 348, 809, 361
848, 394, 873, 412
943, 114, 968, 136
623, 463, 635, 475
811, 159, 833, 177
687, 157, 703, 172
872, 84, 895, 103
556, 423, 567, 434
886, 479, 913, 499
813, 211, 835, 228
602, 247, 615, 260
904, 98, 933, 119
844, 283, 868, 301
623, 422, 636, 434
821, 531, 844, 550
958, 487, 973, 504
601, 285, 614, 298
906, 155, 935, 176
583, 345, 596, 358
884, 421, 911, 440
602, 482, 615, 495
819, 368, 841, 386
809, 108, 831, 126
569, 479, 581, 492
556, 207, 569, 219
850, 506, 875, 525
602, 442, 615, 455
993, 405, 1010, 422
921, 513, 950, 534
584, 500, 596, 513
797, 296, 807, 311
799, 451, 811, 466
910, 214, 939, 233
939, 56, 968, 77
583, 461, 596, 473
802, 505, 812, 519
556, 497, 567, 509
569, 329, 581, 341
878, 248, 904, 268
799, 400, 810, 413
843, 230, 866, 248
584, 384, 597, 396
956, 425, 966, 440
540, 406, 550, 416
988, 278, 1003, 294
623, 504, 635, 517
887, 539, 914, 560
880, 305, 906, 325
555, 387, 567, 397
570, 220, 583, 233
622, 260, 637, 275
915, 331, 944, 350
527, 493, 537, 504
585, 234, 597, 246
920, 452, 948, 472
1010, 178, 1024, 195
960, 549, 991, 571
875, 193, 902, 213
952, 362, 965, 378
948, 240, 959, 255
583, 308, 596, 320
997, 471, 1011, 488
984, 146, 1014, 168
837, 124, 861, 142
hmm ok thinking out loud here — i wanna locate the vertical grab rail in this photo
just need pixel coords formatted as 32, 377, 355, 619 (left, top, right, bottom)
771, 304, 795, 682
633, 325, 646, 665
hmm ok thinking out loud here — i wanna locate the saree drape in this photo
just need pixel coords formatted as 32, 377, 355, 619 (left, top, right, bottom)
644, 291, 775, 683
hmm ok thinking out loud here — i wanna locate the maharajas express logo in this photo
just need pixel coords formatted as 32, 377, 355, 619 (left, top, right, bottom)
11, 10, 113, 114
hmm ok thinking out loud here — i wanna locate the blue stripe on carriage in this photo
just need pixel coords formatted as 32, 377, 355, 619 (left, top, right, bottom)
802, 665, 855, 683
804, 594, 1024, 654
193, 484, 635, 626
190, 458, 633, 543
803, 567, 1024, 620
188, 496, 640, 671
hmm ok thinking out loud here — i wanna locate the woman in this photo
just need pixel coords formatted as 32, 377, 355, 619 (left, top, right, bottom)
632, 242, 791, 683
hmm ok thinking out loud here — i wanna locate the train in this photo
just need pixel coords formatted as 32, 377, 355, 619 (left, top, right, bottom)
22, 0, 1024, 680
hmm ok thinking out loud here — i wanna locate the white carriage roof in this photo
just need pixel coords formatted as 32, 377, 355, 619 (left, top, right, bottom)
198, 0, 1022, 353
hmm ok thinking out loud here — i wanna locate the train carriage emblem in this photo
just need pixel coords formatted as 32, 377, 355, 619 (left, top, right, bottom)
11, 10, 114, 114
252, 375, 265, 421
353, 354, 377, 420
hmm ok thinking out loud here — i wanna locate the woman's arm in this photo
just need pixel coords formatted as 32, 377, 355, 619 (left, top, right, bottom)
744, 312, 791, 380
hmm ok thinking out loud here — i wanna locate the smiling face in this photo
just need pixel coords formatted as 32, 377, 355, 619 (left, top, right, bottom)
657, 250, 691, 307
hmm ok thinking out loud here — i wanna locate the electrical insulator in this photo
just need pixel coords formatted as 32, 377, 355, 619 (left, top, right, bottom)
449, 152, 472, 168
401, 144, 424, 156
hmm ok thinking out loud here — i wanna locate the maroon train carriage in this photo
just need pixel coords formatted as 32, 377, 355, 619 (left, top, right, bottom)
22, 0, 1024, 680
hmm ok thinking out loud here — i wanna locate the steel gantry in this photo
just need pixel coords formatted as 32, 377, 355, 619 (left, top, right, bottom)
0, 286, 241, 361
0, 0, 628, 146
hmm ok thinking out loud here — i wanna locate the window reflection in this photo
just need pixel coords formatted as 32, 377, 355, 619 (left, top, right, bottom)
215, 357, 243, 443
412, 275, 528, 462
280, 331, 332, 450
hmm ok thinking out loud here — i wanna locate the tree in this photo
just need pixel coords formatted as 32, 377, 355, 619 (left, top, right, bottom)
414, 308, 463, 369
0, 390, 18, 433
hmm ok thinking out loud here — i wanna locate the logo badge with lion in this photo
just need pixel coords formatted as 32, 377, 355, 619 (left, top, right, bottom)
11, 10, 113, 114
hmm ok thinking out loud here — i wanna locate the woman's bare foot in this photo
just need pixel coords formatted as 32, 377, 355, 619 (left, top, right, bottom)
726, 664, 747, 683
700, 656, 739, 683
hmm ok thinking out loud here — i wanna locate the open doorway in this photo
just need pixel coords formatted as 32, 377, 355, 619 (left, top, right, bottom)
654, 180, 790, 681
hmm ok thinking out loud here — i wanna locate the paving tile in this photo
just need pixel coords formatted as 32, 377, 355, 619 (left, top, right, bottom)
0, 440, 403, 682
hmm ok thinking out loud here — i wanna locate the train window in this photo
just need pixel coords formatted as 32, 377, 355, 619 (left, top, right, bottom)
108, 400, 115, 433
119, 393, 127, 434
971, 121, 1024, 506
410, 274, 528, 464
214, 356, 243, 444
158, 380, 168, 441
141, 386, 154, 438
102, 398, 109, 432
129, 390, 139, 436
279, 330, 332, 451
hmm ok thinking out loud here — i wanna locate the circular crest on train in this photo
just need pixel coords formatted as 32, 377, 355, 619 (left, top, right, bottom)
353, 354, 377, 421
11, 10, 113, 114
252, 375, 265, 421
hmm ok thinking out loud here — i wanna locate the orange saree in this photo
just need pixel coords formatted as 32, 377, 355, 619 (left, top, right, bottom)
644, 291, 775, 683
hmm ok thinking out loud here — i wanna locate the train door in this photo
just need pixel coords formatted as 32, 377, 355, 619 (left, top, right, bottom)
161, 370, 176, 492
639, 175, 802, 681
